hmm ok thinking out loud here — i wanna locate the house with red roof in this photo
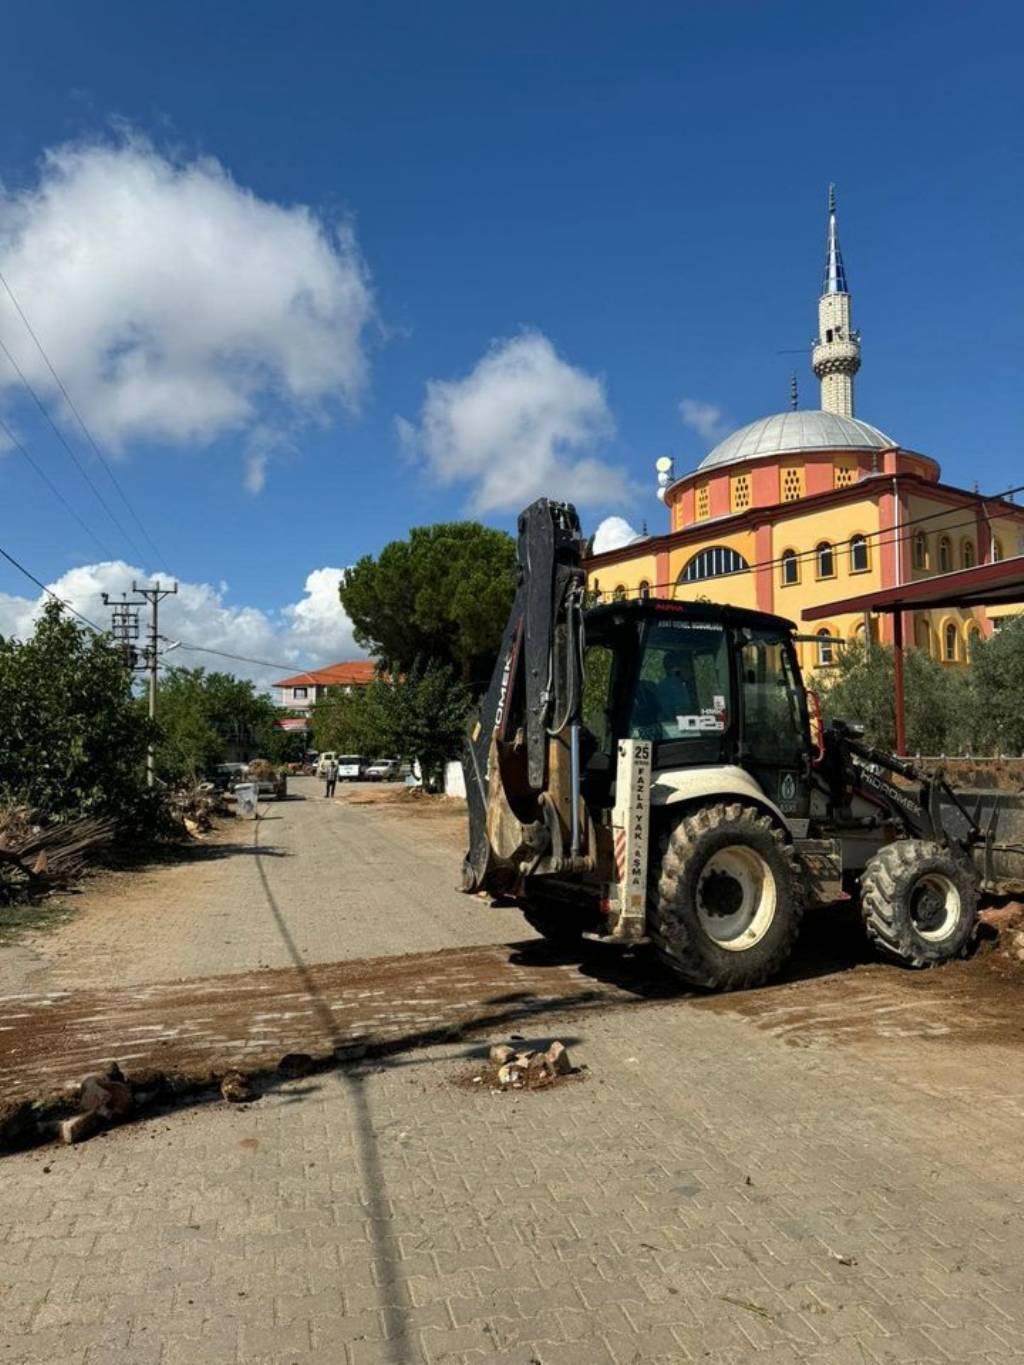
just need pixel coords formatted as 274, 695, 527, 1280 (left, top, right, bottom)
272, 660, 377, 713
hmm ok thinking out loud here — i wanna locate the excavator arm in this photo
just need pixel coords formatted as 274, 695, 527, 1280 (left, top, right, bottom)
462, 499, 591, 896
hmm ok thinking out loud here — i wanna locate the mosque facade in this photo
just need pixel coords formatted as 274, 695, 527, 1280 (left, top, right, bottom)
585, 190, 1024, 673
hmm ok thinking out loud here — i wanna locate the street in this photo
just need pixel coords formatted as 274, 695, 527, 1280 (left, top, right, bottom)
1, 782, 1024, 1364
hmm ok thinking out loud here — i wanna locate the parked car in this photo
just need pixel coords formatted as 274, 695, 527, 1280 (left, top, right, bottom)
365, 758, 401, 782
338, 755, 369, 781
316, 751, 337, 778
211, 762, 249, 793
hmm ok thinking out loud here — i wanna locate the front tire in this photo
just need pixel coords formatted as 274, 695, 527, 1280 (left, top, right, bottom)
860, 840, 977, 967
649, 802, 803, 990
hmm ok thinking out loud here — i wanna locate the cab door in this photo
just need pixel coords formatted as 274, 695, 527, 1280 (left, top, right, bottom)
735, 629, 811, 823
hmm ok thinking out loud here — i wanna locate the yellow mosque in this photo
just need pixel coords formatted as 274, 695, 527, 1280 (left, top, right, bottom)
585, 189, 1024, 674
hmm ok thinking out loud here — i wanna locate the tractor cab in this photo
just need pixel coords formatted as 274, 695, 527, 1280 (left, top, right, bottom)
580, 598, 813, 822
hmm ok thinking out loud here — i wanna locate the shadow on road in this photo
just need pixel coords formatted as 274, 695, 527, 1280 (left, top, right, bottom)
504, 897, 876, 1001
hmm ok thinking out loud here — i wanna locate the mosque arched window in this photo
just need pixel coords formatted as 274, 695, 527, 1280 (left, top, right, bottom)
913, 532, 927, 570
815, 541, 835, 579
943, 623, 958, 662
962, 539, 975, 569
938, 537, 952, 573
850, 534, 869, 574
816, 629, 836, 667
679, 546, 750, 583
966, 624, 982, 659
992, 539, 1004, 563
638, 580, 651, 600
612, 584, 627, 602
780, 549, 799, 586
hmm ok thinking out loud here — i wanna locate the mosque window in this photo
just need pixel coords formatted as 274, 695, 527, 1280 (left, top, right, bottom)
913, 532, 927, 570
638, 580, 651, 600
992, 538, 1004, 563
679, 546, 750, 583
943, 622, 957, 662
696, 483, 710, 519
612, 585, 627, 602
780, 549, 799, 586
730, 473, 751, 512
834, 461, 857, 489
850, 534, 869, 573
815, 541, 836, 579
938, 537, 952, 573
966, 624, 982, 659
781, 465, 804, 502
962, 539, 975, 569
816, 630, 835, 667
915, 618, 931, 655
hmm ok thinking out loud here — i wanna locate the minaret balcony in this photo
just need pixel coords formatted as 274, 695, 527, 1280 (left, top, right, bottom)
812, 336, 861, 377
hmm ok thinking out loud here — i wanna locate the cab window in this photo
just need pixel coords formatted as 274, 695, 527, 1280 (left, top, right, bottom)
738, 631, 807, 765
628, 619, 731, 741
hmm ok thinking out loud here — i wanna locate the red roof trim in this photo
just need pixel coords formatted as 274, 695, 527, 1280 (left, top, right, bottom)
585, 475, 1024, 572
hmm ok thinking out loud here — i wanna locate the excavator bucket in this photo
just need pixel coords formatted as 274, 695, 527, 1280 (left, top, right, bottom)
462, 500, 586, 895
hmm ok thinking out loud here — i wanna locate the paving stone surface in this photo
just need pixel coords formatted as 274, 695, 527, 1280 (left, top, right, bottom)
2, 1001, 1023, 1364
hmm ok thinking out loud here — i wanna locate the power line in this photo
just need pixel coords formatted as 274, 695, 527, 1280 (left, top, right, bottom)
0, 268, 166, 564
0, 542, 105, 634
0, 333, 150, 565
0, 413, 117, 559
595, 478, 1024, 599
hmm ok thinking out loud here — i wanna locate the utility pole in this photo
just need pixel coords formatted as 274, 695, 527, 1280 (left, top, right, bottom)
104, 580, 178, 786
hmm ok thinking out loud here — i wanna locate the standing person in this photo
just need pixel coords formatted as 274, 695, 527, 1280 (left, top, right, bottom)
324, 757, 338, 799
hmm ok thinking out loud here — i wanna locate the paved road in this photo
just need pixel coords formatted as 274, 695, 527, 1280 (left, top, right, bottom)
0, 779, 532, 995
2, 785, 1024, 1363
3, 1005, 1023, 1365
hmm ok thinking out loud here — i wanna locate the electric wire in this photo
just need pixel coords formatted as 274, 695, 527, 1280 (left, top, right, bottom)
0, 268, 165, 564
594, 478, 1024, 602
0, 542, 105, 634
0, 413, 117, 559
0, 334, 150, 565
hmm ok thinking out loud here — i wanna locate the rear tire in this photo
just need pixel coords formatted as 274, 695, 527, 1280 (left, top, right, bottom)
649, 802, 803, 991
860, 840, 977, 967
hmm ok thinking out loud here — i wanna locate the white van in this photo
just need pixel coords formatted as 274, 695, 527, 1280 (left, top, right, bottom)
338, 755, 369, 781
316, 751, 337, 778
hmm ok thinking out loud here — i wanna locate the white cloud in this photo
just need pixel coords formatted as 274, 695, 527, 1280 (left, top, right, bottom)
679, 398, 729, 443
401, 331, 628, 514
0, 562, 362, 691
591, 516, 643, 554
0, 134, 375, 488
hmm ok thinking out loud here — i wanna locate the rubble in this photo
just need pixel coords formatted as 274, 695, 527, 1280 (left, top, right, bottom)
79, 1075, 133, 1120
60, 1111, 102, 1145
220, 1071, 254, 1104
474, 1040, 578, 1092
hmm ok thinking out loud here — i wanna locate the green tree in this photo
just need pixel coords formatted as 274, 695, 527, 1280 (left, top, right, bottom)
818, 640, 967, 754
312, 666, 470, 789
310, 685, 384, 757
957, 616, 1024, 754
153, 668, 282, 783
339, 522, 516, 686
374, 663, 471, 789
0, 601, 153, 827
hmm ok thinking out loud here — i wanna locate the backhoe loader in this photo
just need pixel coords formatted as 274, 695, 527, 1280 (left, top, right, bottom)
462, 499, 1024, 990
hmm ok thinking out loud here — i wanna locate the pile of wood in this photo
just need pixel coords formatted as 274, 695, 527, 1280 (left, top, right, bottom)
0, 807, 116, 896
166, 783, 226, 837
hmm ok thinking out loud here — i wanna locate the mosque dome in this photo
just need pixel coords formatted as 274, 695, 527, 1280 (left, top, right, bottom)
698, 410, 895, 471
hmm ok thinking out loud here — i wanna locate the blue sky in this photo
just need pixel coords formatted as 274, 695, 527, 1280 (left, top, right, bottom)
0, 1, 1020, 678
